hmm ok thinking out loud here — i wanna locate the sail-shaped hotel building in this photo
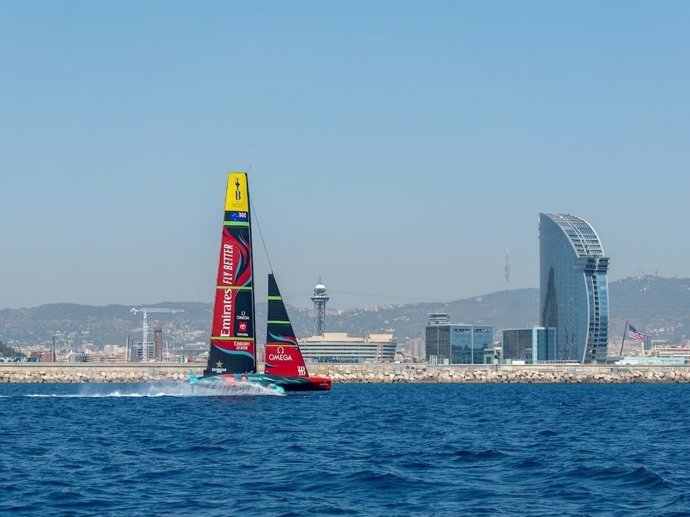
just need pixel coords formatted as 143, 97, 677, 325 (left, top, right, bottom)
539, 213, 610, 363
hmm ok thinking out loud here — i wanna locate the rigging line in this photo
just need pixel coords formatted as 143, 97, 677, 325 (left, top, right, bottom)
327, 289, 445, 304
249, 190, 274, 274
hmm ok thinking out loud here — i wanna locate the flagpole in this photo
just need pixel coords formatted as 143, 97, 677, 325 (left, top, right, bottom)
619, 320, 629, 356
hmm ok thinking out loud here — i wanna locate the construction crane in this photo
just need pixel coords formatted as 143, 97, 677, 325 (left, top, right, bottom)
130, 307, 184, 360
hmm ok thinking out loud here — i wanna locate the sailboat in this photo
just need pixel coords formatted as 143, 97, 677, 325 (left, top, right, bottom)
189, 171, 332, 393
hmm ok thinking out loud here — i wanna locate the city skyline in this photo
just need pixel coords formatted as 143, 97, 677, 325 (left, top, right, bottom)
2, 2, 690, 310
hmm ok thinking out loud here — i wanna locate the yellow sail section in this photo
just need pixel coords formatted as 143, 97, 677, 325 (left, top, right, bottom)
225, 171, 249, 212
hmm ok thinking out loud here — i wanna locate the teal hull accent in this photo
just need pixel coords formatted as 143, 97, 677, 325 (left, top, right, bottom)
189, 371, 330, 392
189, 371, 285, 394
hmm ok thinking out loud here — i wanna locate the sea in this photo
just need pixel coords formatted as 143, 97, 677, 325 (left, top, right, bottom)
1, 382, 689, 516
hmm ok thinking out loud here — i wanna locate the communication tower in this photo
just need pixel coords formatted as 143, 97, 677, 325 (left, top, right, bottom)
504, 247, 511, 284
310, 278, 329, 336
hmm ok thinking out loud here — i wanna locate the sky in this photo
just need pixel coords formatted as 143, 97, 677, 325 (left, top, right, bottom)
1, 1, 689, 310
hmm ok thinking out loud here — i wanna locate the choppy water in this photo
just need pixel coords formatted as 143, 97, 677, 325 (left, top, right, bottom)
1, 382, 690, 516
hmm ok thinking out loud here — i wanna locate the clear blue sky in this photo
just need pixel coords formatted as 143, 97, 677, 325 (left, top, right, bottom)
1, 1, 689, 309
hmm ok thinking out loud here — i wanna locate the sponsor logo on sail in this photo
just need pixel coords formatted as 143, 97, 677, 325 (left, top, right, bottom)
233, 341, 252, 351
269, 345, 293, 362
234, 177, 242, 200
221, 243, 234, 285
220, 289, 233, 337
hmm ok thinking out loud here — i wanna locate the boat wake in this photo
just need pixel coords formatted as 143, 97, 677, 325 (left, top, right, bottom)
188, 381, 285, 397
16, 382, 285, 398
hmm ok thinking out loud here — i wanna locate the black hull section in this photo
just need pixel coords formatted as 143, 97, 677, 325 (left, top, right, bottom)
203, 350, 256, 377
279, 380, 329, 392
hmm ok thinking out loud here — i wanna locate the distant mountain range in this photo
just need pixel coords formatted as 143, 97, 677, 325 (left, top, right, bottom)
1, 276, 689, 348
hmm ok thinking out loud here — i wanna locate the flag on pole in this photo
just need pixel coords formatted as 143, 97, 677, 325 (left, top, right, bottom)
627, 325, 646, 342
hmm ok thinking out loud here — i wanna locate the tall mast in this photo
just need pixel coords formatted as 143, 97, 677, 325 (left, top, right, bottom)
246, 173, 256, 371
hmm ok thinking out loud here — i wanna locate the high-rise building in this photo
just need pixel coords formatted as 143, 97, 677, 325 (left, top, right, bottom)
539, 213, 610, 363
154, 327, 163, 361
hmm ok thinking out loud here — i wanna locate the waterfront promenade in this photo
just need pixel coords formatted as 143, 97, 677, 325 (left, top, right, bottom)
2, 362, 690, 383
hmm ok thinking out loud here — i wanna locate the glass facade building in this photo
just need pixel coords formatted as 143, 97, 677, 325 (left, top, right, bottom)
502, 327, 557, 363
539, 213, 609, 363
425, 314, 494, 365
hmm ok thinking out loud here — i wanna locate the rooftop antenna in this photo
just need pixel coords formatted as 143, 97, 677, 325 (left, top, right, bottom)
504, 247, 511, 284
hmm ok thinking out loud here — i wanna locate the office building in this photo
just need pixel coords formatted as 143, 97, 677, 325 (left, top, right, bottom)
502, 327, 557, 363
425, 313, 494, 365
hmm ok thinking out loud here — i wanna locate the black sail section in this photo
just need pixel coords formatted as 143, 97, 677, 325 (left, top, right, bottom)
267, 273, 297, 342
265, 273, 309, 377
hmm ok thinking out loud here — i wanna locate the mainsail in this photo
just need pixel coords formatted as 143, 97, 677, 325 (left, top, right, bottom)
204, 172, 256, 376
265, 273, 310, 378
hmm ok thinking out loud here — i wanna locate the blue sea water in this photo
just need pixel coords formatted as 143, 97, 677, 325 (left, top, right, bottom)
1, 382, 690, 516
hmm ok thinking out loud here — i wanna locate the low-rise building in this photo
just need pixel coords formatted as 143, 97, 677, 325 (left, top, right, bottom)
299, 332, 397, 363
425, 313, 494, 365
502, 327, 557, 364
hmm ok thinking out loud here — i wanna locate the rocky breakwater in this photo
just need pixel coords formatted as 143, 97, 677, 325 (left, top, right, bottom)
320, 365, 690, 384
4, 363, 690, 384
0, 363, 199, 383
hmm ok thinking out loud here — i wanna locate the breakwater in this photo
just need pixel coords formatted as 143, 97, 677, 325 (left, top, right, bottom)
0, 363, 193, 383
325, 364, 690, 383
3, 362, 690, 383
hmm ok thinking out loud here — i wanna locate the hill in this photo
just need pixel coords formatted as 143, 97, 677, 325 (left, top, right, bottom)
1, 276, 688, 348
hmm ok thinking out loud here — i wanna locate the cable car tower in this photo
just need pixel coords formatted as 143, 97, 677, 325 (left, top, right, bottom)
310, 278, 329, 336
